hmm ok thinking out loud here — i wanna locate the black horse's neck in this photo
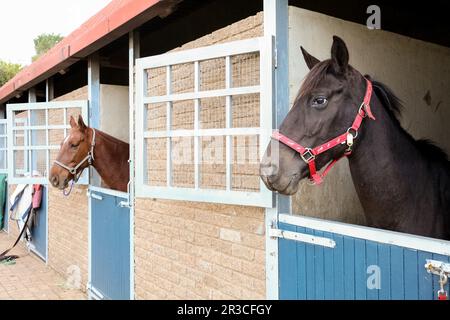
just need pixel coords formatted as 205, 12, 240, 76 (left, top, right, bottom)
348, 87, 449, 239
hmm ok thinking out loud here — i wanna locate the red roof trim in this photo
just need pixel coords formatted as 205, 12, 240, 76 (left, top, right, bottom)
0, 0, 163, 103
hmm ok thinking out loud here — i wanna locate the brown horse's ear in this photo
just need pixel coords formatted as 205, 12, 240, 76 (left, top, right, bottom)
69, 116, 77, 128
330, 35, 349, 75
300, 46, 320, 70
77, 115, 87, 131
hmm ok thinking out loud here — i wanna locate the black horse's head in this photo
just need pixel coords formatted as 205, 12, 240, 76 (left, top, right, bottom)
260, 36, 368, 195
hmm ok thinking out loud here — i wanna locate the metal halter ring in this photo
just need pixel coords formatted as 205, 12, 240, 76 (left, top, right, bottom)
300, 148, 315, 163
346, 127, 358, 140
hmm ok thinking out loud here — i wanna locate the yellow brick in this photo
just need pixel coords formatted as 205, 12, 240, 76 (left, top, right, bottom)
219, 228, 241, 243
231, 243, 255, 261
241, 260, 265, 280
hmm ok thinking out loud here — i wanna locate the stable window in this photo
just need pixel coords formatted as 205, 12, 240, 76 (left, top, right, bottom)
7, 101, 89, 184
135, 37, 274, 207
0, 119, 7, 174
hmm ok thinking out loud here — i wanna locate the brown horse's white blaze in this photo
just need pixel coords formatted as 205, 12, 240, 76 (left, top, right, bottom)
49, 115, 130, 192
50, 115, 92, 190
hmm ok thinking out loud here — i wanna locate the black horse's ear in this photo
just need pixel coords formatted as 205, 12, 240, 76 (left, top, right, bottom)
300, 46, 320, 70
330, 35, 349, 75
77, 115, 87, 131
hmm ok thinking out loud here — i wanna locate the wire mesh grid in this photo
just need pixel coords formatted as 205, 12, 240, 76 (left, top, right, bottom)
200, 58, 225, 91
171, 136, 195, 188
143, 48, 262, 193
10, 104, 85, 180
171, 100, 195, 130
200, 136, 226, 189
232, 135, 260, 192
171, 63, 195, 94
146, 137, 167, 186
200, 97, 226, 129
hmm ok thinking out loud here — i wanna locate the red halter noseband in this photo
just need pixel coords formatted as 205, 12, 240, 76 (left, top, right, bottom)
272, 79, 375, 185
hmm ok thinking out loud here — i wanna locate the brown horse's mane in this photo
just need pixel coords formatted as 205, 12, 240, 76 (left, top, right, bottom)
95, 128, 129, 146
296, 60, 450, 167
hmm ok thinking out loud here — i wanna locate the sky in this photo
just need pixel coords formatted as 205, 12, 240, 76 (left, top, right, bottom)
0, 0, 112, 66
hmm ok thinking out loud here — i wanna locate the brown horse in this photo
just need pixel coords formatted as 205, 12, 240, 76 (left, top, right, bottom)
49, 115, 129, 192
260, 36, 450, 240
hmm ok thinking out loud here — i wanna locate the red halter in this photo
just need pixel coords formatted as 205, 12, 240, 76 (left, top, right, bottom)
272, 79, 375, 185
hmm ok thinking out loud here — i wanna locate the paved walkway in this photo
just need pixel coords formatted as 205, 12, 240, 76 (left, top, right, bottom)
0, 231, 86, 300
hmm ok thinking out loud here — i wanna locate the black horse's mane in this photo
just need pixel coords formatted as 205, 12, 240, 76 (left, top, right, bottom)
366, 76, 450, 166
298, 60, 449, 166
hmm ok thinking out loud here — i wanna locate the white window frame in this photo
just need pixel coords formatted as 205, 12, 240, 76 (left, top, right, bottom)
0, 119, 8, 174
135, 36, 274, 207
6, 100, 89, 185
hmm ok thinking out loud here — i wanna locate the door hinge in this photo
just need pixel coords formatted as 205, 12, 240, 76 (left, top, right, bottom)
269, 223, 336, 248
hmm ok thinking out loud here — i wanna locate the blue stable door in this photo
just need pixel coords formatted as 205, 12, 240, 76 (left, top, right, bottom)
90, 189, 131, 300
278, 215, 450, 300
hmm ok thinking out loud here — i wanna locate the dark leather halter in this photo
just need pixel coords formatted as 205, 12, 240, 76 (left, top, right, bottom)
272, 79, 375, 185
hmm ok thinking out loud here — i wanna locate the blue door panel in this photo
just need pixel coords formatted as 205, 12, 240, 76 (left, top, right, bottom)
278, 222, 450, 300
91, 191, 130, 300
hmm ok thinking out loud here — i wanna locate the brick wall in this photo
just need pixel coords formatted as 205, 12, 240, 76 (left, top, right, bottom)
47, 86, 89, 293
134, 12, 266, 300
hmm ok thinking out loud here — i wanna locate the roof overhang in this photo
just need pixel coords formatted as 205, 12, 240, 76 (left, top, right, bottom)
0, 0, 182, 104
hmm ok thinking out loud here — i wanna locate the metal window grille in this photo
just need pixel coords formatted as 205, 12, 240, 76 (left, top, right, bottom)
135, 37, 274, 207
7, 101, 89, 184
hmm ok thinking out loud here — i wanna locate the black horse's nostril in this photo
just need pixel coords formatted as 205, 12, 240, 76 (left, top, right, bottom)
260, 162, 278, 179
50, 175, 58, 187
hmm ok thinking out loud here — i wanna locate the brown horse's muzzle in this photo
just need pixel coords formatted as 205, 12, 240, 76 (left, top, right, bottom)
49, 165, 71, 190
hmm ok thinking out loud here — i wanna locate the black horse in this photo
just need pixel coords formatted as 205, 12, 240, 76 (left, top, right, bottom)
260, 36, 450, 240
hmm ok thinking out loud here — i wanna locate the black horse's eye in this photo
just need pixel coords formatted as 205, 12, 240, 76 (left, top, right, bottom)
311, 96, 328, 108
70, 143, 79, 148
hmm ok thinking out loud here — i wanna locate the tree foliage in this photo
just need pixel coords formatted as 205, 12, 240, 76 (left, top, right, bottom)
32, 33, 64, 62
0, 61, 22, 86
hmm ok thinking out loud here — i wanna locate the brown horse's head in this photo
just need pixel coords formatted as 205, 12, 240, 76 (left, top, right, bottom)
49, 115, 91, 189
260, 36, 368, 195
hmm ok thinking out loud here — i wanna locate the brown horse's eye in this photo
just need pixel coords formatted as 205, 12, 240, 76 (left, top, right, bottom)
311, 96, 328, 108
70, 143, 79, 149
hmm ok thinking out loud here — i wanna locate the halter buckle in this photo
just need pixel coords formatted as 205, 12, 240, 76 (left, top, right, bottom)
300, 148, 315, 163
358, 102, 367, 118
